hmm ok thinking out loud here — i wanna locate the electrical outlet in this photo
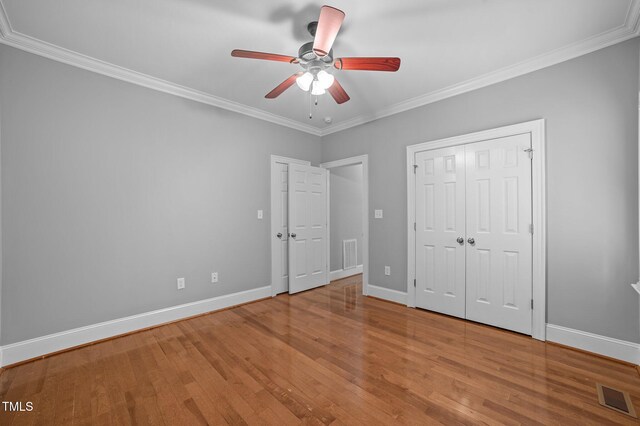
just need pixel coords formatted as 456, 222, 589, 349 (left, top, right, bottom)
257, 210, 263, 219
375, 209, 383, 219
384, 266, 391, 276
177, 277, 185, 290
211, 272, 219, 283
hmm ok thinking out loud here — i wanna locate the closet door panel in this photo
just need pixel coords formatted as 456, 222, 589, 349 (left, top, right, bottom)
465, 134, 533, 335
415, 147, 466, 318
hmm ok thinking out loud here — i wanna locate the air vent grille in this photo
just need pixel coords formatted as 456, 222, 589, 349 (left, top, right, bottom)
343, 239, 357, 270
596, 383, 637, 418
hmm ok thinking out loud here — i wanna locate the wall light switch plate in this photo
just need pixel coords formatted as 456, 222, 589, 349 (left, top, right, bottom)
257, 210, 263, 219
375, 209, 383, 219
177, 277, 185, 290
211, 272, 218, 283
384, 266, 391, 276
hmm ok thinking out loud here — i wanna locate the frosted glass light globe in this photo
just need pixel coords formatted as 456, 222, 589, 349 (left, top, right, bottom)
317, 70, 335, 89
311, 80, 326, 95
296, 72, 313, 91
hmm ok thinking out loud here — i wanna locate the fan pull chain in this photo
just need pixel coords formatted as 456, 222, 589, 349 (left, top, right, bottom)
315, 97, 318, 106
309, 91, 312, 119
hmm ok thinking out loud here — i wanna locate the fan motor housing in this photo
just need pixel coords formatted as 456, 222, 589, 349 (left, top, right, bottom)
298, 41, 333, 63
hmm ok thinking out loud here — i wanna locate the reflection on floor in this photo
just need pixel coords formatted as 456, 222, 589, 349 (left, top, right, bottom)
1, 274, 639, 425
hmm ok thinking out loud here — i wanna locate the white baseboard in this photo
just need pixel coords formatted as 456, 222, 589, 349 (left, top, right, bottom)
330, 265, 363, 281
0, 286, 271, 367
546, 324, 640, 364
4, 288, 637, 368
366, 284, 408, 305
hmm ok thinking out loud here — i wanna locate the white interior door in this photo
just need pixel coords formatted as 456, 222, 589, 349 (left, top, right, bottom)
465, 134, 533, 334
272, 162, 289, 295
288, 164, 329, 294
415, 147, 466, 318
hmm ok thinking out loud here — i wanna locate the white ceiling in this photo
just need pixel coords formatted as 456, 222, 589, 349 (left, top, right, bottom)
0, 0, 638, 135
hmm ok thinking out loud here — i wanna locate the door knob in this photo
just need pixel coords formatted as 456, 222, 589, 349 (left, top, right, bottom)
467, 238, 475, 245
291, 233, 297, 239
276, 233, 283, 239
456, 237, 464, 245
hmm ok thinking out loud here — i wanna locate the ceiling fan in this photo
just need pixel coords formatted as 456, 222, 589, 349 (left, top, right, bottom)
230, 5, 401, 108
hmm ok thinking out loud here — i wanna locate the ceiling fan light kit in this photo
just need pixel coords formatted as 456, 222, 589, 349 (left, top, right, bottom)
298, 70, 334, 93
231, 5, 401, 118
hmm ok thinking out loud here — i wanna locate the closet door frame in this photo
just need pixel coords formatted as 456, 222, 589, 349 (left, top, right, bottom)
406, 119, 547, 341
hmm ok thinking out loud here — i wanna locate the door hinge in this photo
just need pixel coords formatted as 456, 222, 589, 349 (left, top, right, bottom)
414, 222, 416, 231
414, 278, 416, 287
413, 164, 418, 174
531, 299, 534, 309
529, 224, 534, 234
524, 148, 533, 159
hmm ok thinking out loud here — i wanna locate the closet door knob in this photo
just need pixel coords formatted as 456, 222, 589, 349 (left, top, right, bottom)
467, 238, 475, 245
291, 233, 297, 239
456, 237, 464, 245
276, 233, 283, 239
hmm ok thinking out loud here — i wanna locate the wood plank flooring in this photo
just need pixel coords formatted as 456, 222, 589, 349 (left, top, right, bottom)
1, 274, 639, 425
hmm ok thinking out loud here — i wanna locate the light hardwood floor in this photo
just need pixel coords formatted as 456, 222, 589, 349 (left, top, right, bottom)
1, 274, 639, 425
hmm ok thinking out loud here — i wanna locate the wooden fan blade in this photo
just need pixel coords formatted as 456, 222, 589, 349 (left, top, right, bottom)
328, 78, 350, 104
231, 49, 298, 64
335, 57, 401, 72
265, 73, 303, 99
313, 6, 345, 57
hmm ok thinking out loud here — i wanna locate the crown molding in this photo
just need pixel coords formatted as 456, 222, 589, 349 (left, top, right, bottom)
0, 0, 638, 138
0, 0, 11, 38
0, 3, 322, 137
320, 0, 640, 136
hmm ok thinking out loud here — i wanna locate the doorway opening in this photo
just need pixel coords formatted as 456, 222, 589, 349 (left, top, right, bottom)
270, 156, 330, 295
327, 164, 363, 281
321, 155, 369, 295
269, 154, 369, 297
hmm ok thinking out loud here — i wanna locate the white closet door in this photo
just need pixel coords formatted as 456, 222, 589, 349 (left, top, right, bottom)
288, 164, 329, 294
415, 146, 466, 318
272, 162, 289, 295
465, 134, 533, 335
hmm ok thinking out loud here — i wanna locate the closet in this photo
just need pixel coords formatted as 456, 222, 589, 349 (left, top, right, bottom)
414, 133, 533, 335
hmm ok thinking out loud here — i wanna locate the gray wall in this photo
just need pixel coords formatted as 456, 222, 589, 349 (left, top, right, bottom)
321, 38, 640, 343
330, 164, 363, 271
0, 44, 321, 344
1, 37, 639, 346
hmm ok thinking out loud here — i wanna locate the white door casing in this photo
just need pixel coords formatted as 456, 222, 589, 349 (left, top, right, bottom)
415, 146, 466, 318
270, 156, 310, 296
464, 134, 533, 335
288, 164, 329, 294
